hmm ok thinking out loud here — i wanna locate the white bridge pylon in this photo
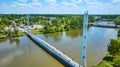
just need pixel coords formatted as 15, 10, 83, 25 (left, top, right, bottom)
79, 11, 88, 67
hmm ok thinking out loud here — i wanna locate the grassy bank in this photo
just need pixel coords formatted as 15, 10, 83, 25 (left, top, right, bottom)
95, 54, 120, 67
95, 33, 120, 67
95, 54, 113, 67
17, 30, 25, 36
0, 30, 24, 39
95, 60, 113, 67
30, 28, 44, 34
0, 34, 7, 39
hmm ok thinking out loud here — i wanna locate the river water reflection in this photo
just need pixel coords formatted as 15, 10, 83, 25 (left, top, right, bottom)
0, 21, 118, 67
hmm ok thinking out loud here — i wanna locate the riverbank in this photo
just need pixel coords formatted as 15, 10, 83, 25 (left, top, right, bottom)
95, 52, 120, 67
0, 34, 7, 39
0, 28, 81, 39
95, 29, 120, 67
0, 30, 24, 39
30, 28, 83, 35
95, 53, 113, 67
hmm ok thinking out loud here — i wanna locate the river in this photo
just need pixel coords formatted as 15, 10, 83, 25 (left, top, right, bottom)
0, 21, 118, 67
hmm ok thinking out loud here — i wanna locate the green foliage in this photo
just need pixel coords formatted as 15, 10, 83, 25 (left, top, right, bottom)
0, 18, 11, 26
103, 54, 113, 62
42, 16, 83, 33
118, 30, 120, 37
95, 60, 113, 67
0, 34, 7, 39
17, 30, 24, 36
97, 38, 120, 67
0, 14, 119, 35
44, 25, 56, 33
114, 16, 120, 25
14, 29, 19, 36
31, 28, 44, 34
113, 56, 120, 66
96, 37, 120, 67
0, 25, 5, 32
107, 39, 120, 57
89, 16, 94, 22
101, 15, 117, 21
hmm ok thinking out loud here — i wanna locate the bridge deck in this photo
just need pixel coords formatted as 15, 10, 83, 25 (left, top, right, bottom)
26, 32, 79, 67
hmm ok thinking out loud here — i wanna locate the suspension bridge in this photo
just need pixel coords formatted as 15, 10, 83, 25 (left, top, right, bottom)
25, 11, 117, 67
26, 32, 79, 67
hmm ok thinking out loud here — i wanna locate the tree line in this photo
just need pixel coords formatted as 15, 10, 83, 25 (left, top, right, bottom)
1, 14, 119, 36
0, 14, 95, 34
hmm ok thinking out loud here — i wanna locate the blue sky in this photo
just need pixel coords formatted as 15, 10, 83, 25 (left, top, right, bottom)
0, 0, 120, 14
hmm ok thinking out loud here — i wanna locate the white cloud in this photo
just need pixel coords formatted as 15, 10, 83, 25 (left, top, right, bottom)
112, 0, 120, 3
80, 0, 120, 14
44, 0, 58, 10
31, 2, 41, 6
0, 4, 10, 10
71, 0, 82, 3
0, 0, 120, 14
12, 0, 41, 8
61, 0, 81, 8
84, 0, 102, 5
0, 0, 42, 14
31, 0, 41, 6
45, 0, 56, 3
13, 2, 31, 8
18, 0, 27, 2
32, 0, 39, 2
61, 1, 70, 6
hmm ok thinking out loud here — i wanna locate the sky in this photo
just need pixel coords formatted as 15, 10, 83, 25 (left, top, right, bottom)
0, 0, 120, 14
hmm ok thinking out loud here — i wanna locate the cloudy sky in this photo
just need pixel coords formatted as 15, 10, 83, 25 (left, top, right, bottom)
0, 0, 120, 14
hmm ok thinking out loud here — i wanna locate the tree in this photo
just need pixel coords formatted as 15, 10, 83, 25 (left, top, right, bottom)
89, 16, 94, 22
14, 29, 19, 36
1, 18, 11, 26
16, 20, 22, 26
114, 16, 120, 25
65, 25, 71, 31
0, 25, 5, 33
107, 39, 120, 57
113, 56, 120, 66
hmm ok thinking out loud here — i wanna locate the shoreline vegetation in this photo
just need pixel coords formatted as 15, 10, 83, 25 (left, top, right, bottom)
95, 38, 120, 67
0, 14, 90, 39
0, 14, 119, 39
95, 16, 120, 67
0, 34, 7, 39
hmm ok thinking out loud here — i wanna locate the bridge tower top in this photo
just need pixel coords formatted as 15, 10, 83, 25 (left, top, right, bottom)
26, 14, 30, 33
